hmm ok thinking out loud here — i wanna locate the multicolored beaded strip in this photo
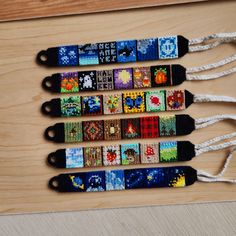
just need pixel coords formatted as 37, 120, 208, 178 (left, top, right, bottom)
37, 36, 189, 67
49, 166, 197, 192
49, 147, 236, 192
42, 65, 186, 93
41, 90, 193, 117
48, 141, 195, 168
44, 114, 236, 143
44, 114, 194, 143
37, 33, 236, 68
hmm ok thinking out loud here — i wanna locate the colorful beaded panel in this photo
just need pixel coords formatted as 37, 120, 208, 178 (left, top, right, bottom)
64, 141, 179, 168
58, 64, 181, 93
50, 166, 190, 192
56, 36, 179, 66
57, 90, 186, 117
63, 115, 176, 143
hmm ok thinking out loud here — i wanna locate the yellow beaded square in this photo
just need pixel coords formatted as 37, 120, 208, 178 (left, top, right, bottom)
123, 92, 145, 114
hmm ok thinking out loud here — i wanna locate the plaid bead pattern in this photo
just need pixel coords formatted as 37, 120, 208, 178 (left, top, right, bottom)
140, 116, 159, 138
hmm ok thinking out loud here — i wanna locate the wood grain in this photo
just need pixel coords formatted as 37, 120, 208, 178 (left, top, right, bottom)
0, 0, 208, 22
0, 0, 236, 215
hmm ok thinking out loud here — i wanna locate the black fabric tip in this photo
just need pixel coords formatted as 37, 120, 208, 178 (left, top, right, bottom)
177, 35, 189, 57
176, 114, 195, 136
41, 99, 61, 117
184, 166, 197, 186
36, 48, 58, 67
184, 90, 194, 108
47, 149, 66, 168
44, 123, 65, 143
42, 74, 61, 93
177, 141, 195, 161
171, 64, 186, 85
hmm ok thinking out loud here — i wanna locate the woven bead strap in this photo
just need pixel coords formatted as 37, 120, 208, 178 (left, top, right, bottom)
41, 90, 236, 118
48, 166, 197, 192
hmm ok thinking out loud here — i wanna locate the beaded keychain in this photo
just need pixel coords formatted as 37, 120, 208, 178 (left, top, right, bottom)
47, 132, 236, 168
41, 90, 236, 117
37, 32, 236, 67
48, 147, 236, 192
44, 114, 236, 143
42, 55, 236, 93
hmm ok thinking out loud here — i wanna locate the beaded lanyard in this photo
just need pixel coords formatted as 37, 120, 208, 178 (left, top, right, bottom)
44, 114, 236, 143
37, 32, 236, 67
48, 147, 236, 192
41, 90, 236, 117
47, 132, 236, 168
42, 55, 236, 93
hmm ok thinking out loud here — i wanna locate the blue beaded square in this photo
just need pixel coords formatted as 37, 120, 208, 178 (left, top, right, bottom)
86, 171, 105, 192
116, 40, 137, 63
68, 173, 86, 192
78, 44, 99, 65
125, 168, 146, 189
58, 46, 78, 66
158, 36, 178, 59
65, 148, 84, 168
106, 170, 125, 191
146, 167, 168, 188
137, 38, 158, 61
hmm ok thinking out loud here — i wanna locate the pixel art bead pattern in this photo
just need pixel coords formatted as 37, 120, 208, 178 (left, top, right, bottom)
166, 90, 185, 111
64, 122, 83, 143
116, 40, 137, 63
86, 171, 105, 192
159, 115, 176, 136
61, 96, 81, 117
123, 91, 145, 114
158, 36, 178, 59
68, 173, 86, 192
121, 143, 140, 165
78, 44, 99, 65
159, 141, 178, 163
82, 95, 103, 116
96, 70, 114, 91
103, 145, 121, 166
140, 116, 159, 139
133, 67, 151, 88
66, 148, 84, 168
83, 120, 104, 141
78, 71, 97, 91
103, 93, 123, 115
104, 119, 121, 141
84, 147, 102, 167
60, 72, 79, 93
121, 118, 140, 139
125, 169, 146, 189
98, 42, 117, 64
145, 91, 166, 112
114, 68, 133, 90
58, 46, 78, 66
151, 65, 171, 87
137, 38, 158, 61
62, 166, 187, 192
140, 144, 159, 164
105, 170, 125, 191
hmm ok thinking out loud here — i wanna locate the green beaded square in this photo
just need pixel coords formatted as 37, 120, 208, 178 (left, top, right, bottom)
61, 96, 81, 117
159, 141, 177, 162
159, 115, 176, 136
64, 122, 83, 143
145, 90, 166, 112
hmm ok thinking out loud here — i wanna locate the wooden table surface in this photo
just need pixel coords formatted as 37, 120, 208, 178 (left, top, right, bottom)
0, 0, 236, 215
